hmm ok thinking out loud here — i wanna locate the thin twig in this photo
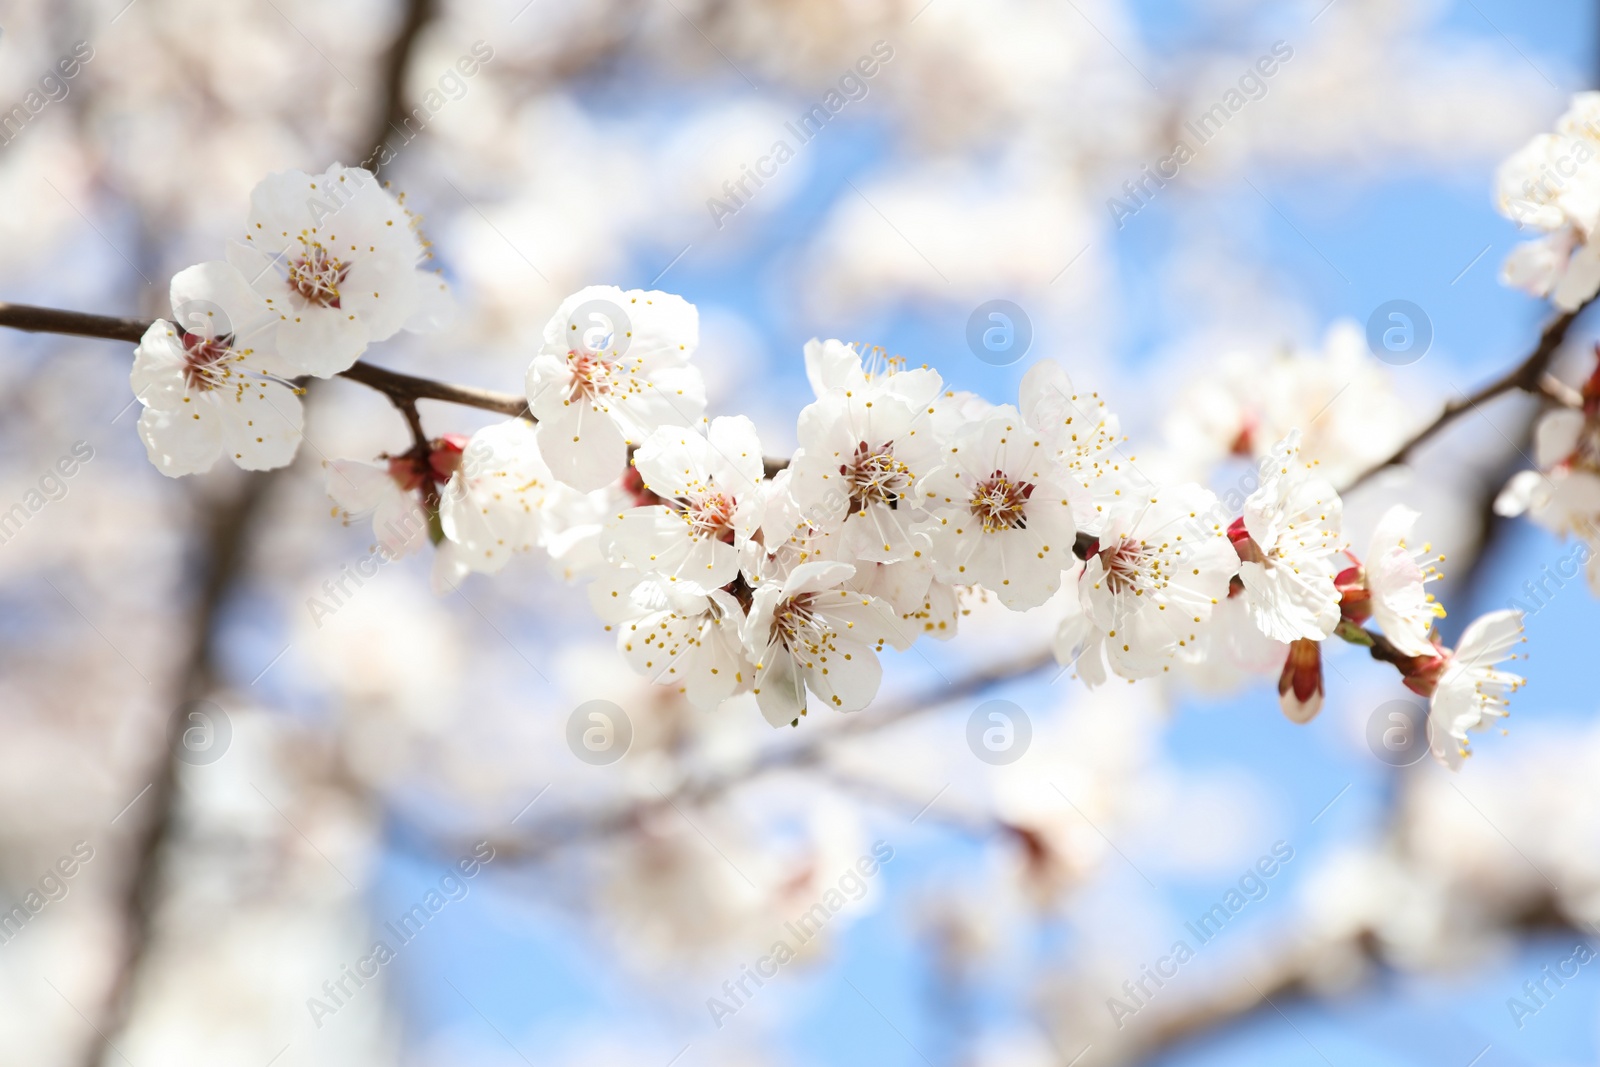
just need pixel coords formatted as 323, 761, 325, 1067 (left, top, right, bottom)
359, 0, 439, 174
1340, 302, 1589, 493
388, 393, 444, 519
0, 301, 533, 417
0, 301, 819, 484
338, 359, 529, 417
481, 644, 1057, 865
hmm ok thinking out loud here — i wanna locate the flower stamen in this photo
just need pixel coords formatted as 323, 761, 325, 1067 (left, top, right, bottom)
287, 244, 351, 308
969, 471, 1033, 533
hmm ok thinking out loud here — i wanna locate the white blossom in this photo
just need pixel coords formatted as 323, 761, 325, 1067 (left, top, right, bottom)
131, 261, 303, 477
1018, 359, 1132, 532
1160, 323, 1413, 487
436, 419, 580, 589
326, 458, 429, 559
852, 557, 963, 644
921, 404, 1079, 609
617, 583, 753, 712
743, 560, 896, 727
787, 341, 944, 562
1062, 484, 1237, 682
1495, 407, 1600, 566
1172, 594, 1287, 692
1234, 430, 1344, 643
603, 416, 765, 594
227, 164, 450, 377
526, 286, 705, 491
1495, 132, 1600, 236
1496, 95, 1600, 310
1363, 505, 1445, 657
1427, 610, 1527, 770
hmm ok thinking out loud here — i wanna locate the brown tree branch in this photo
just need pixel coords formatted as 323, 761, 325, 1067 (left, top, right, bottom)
8, 294, 1590, 501
482, 644, 1057, 865
87, 474, 279, 1067
1340, 302, 1590, 494
0, 302, 148, 343
0, 301, 829, 486
0, 301, 532, 417
1103, 873, 1582, 1065
359, 0, 439, 174
338, 359, 529, 417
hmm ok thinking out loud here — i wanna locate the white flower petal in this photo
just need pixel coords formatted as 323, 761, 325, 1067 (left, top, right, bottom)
536, 399, 629, 491
137, 405, 224, 477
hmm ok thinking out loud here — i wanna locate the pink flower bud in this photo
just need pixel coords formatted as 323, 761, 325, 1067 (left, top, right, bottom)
1334, 562, 1371, 624
1278, 638, 1324, 723
428, 434, 468, 482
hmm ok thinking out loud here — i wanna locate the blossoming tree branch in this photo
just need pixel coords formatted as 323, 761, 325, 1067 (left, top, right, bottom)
26, 85, 1600, 771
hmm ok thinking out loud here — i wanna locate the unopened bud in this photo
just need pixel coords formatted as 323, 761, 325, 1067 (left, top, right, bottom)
1279, 638, 1324, 724
1335, 562, 1371, 624
428, 434, 468, 482
1227, 516, 1264, 566
1228, 423, 1255, 457
1583, 344, 1600, 416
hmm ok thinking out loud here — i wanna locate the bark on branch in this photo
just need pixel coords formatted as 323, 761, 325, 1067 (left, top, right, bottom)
0, 301, 532, 417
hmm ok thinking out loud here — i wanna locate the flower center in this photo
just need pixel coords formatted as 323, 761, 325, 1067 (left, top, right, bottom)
680, 491, 738, 543
968, 471, 1033, 533
567, 350, 615, 404
1099, 537, 1162, 596
287, 244, 350, 308
771, 592, 829, 653
181, 332, 239, 392
841, 441, 911, 515
1562, 418, 1600, 473
1228, 420, 1256, 457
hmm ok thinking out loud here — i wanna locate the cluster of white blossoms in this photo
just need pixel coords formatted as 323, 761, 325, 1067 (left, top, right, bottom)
131, 163, 451, 477
121, 165, 1534, 768
1495, 356, 1600, 583
448, 327, 1520, 761
1162, 322, 1417, 487
1497, 92, 1600, 310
